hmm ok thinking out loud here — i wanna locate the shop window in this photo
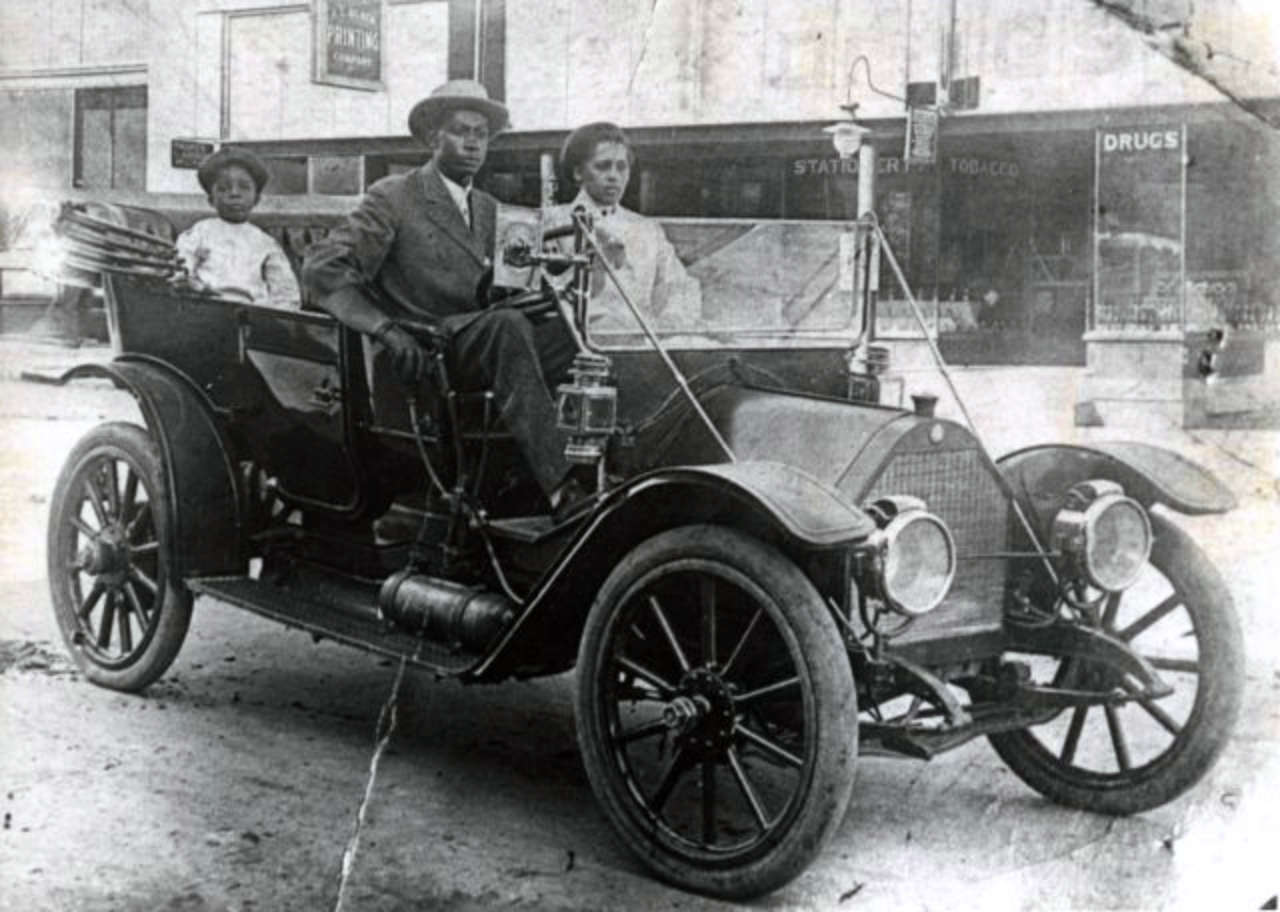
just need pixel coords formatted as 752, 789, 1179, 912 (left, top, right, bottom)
635, 163, 703, 217
311, 156, 363, 196
364, 155, 431, 188
636, 159, 780, 218
483, 170, 541, 207
702, 161, 777, 218
261, 157, 308, 195
73, 86, 147, 190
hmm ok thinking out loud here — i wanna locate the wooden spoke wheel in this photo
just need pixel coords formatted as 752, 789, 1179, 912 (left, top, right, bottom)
47, 423, 191, 691
575, 526, 857, 900
990, 513, 1244, 814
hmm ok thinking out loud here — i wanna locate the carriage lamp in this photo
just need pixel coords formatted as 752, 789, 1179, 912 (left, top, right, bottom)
864, 496, 956, 616
1051, 480, 1152, 592
556, 352, 617, 465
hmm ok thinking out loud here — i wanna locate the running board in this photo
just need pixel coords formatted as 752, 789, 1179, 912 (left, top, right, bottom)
187, 570, 479, 676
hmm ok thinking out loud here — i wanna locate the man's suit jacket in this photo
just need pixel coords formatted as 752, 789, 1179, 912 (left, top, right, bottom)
303, 162, 497, 327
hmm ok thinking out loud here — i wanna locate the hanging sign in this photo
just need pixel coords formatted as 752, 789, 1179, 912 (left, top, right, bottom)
905, 106, 938, 169
170, 139, 216, 170
313, 0, 383, 91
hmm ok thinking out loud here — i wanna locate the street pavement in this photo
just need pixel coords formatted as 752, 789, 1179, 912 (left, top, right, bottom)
0, 336, 1277, 911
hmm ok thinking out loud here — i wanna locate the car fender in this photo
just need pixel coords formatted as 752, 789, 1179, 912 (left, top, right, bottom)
997, 441, 1236, 537
469, 461, 874, 681
647, 462, 876, 546
56, 357, 244, 577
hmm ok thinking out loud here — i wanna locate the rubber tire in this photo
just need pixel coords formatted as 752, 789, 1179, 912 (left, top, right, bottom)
989, 513, 1244, 814
575, 525, 858, 900
47, 422, 192, 692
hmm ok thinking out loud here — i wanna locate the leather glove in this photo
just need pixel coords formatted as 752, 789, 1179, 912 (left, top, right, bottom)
373, 321, 429, 384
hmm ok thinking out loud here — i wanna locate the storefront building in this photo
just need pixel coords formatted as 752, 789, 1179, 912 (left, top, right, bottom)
224, 100, 1280, 370
3, 0, 1278, 378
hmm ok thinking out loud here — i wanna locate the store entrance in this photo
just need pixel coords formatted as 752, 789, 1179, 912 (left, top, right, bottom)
929, 129, 1091, 366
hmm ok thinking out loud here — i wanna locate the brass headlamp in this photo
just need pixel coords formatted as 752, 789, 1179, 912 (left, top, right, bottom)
862, 495, 956, 617
1051, 480, 1152, 592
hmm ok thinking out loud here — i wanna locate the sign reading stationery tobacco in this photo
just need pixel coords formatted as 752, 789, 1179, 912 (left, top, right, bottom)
313, 0, 383, 90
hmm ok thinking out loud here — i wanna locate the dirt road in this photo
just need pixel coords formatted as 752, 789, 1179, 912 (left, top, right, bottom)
2, 361, 1277, 911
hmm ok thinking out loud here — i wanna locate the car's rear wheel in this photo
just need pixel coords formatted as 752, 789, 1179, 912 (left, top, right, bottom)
575, 525, 857, 899
47, 422, 191, 692
989, 513, 1243, 814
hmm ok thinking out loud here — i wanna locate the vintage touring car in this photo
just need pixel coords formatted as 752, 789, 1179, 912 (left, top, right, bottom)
43, 202, 1243, 899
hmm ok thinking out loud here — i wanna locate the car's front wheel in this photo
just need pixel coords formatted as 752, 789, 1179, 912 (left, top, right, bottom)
47, 422, 192, 692
989, 513, 1244, 814
575, 525, 857, 900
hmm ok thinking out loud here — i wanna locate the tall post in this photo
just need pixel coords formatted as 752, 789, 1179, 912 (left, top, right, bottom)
539, 152, 557, 211
473, 0, 484, 80
536, 150, 556, 256
857, 143, 876, 218
857, 142, 879, 340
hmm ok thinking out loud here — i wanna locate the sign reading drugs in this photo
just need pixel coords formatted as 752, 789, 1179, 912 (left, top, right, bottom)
1093, 124, 1186, 330
1100, 128, 1181, 154
313, 0, 383, 91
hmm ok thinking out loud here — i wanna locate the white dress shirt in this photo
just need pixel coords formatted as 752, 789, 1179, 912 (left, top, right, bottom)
438, 171, 472, 227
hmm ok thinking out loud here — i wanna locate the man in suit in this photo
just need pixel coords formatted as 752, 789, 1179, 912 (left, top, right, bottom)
303, 80, 582, 513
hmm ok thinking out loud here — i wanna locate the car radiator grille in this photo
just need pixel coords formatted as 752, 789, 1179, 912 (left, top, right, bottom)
863, 447, 1010, 639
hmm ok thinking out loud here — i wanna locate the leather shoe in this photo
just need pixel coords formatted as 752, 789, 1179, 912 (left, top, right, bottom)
550, 477, 594, 523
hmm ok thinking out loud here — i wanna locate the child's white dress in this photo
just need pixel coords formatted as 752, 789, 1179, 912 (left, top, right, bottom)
175, 218, 301, 310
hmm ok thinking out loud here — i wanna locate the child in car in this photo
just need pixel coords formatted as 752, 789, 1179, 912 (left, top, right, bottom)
176, 147, 301, 310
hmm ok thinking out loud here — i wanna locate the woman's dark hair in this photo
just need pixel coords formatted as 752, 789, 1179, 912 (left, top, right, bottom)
559, 121, 634, 179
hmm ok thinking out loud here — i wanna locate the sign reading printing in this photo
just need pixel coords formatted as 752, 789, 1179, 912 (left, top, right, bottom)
313, 0, 383, 90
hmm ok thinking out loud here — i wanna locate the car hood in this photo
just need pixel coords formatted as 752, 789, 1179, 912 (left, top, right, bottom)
638, 384, 924, 490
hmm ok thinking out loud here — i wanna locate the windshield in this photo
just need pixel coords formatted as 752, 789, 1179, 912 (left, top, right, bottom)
590, 218, 862, 346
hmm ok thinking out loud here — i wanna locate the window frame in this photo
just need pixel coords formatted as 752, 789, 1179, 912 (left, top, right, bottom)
73, 85, 148, 190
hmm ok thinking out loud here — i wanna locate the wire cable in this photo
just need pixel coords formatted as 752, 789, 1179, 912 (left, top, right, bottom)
843, 54, 908, 106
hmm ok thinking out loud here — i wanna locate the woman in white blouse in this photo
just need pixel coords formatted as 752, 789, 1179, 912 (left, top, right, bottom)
548, 122, 701, 333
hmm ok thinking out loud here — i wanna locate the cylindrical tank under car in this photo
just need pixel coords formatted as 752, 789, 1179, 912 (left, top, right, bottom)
379, 572, 516, 653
